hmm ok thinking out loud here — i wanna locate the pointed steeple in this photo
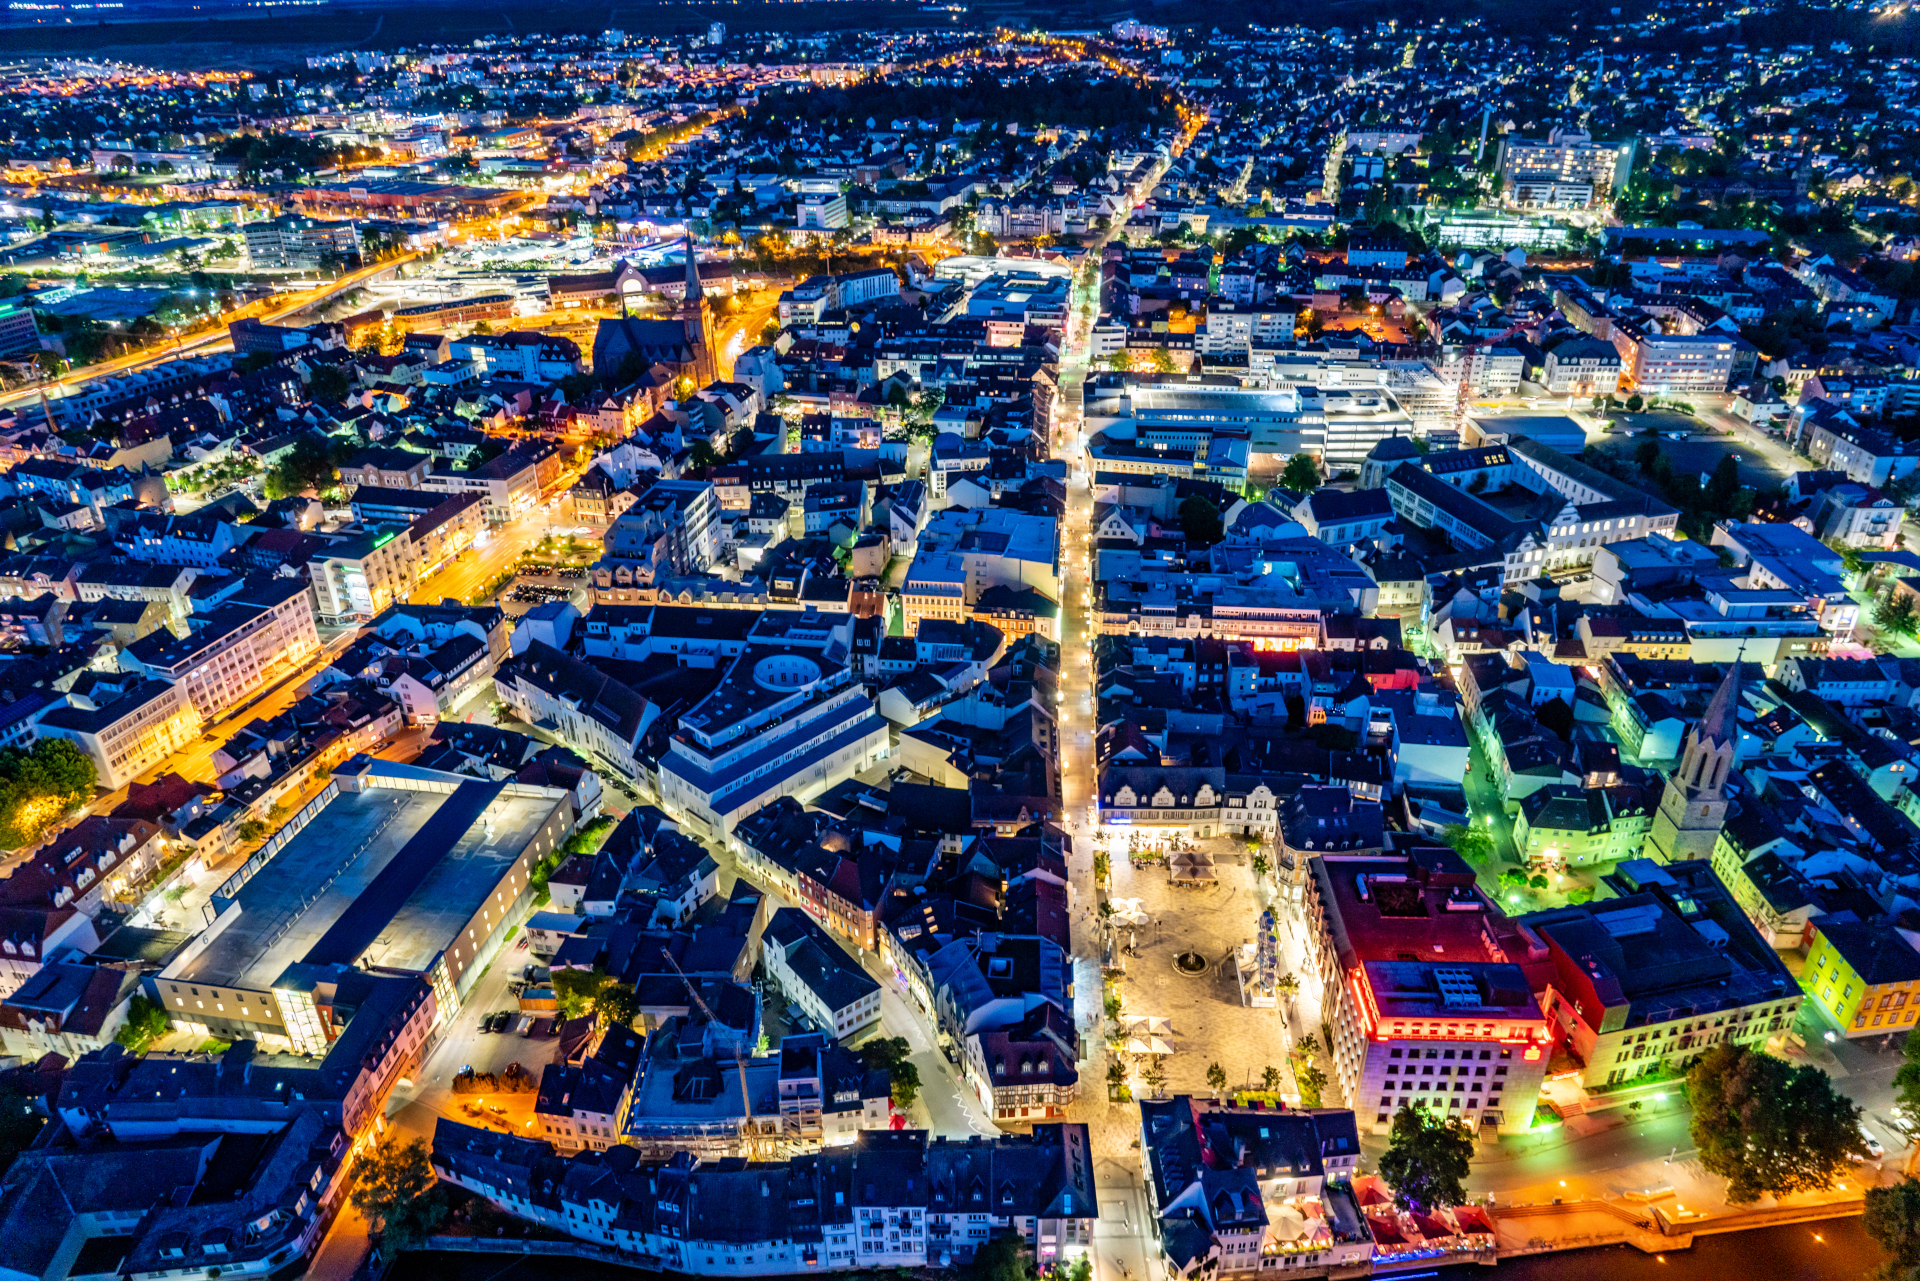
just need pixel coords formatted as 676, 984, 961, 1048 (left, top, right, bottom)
1695, 654, 1742, 751
683, 234, 703, 305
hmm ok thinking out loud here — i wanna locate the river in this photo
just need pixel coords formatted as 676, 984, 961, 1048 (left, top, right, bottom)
398, 1216, 1884, 1281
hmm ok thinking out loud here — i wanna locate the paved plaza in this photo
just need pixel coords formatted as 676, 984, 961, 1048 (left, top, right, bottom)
1076, 833, 1331, 1110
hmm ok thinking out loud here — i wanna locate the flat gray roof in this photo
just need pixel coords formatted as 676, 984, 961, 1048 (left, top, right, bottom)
175, 780, 562, 992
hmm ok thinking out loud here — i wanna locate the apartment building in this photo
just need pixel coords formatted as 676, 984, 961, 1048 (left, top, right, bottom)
903, 507, 1058, 636
311, 526, 421, 625
1496, 127, 1632, 206
762, 907, 882, 1040
494, 640, 659, 783
535, 1025, 643, 1153
1140, 1098, 1370, 1280
421, 444, 550, 524
119, 577, 321, 721
1613, 329, 1739, 395
431, 1122, 1100, 1275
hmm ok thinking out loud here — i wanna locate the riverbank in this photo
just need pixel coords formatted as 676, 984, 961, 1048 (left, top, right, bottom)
392, 1208, 1886, 1281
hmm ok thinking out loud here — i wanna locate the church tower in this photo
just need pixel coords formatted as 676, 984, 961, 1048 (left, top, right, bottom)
679, 234, 716, 388
1645, 660, 1740, 863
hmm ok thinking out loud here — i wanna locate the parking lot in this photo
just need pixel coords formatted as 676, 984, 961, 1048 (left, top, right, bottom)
383, 935, 566, 1148
1596, 412, 1795, 492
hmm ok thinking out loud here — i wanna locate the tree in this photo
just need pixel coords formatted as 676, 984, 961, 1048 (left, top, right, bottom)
1626, 394, 1645, 412
0, 1083, 42, 1180
1687, 1043, 1865, 1203
1261, 1064, 1284, 1092
1865, 1178, 1920, 1281
1280, 452, 1321, 494
114, 995, 171, 1052
0, 739, 97, 849
1879, 592, 1920, 638
687, 438, 722, 476
969, 1231, 1035, 1281
1631, 433, 1660, 473
237, 818, 268, 843
1178, 494, 1224, 548
1439, 823, 1493, 864
596, 980, 638, 1029
351, 1137, 446, 1257
1294, 1062, 1328, 1108
1895, 1028, 1920, 1121
1704, 454, 1741, 514
551, 968, 636, 1028
1207, 1061, 1228, 1098
1378, 1104, 1475, 1212
859, 1036, 920, 1106
263, 435, 342, 500
306, 365, 351, 403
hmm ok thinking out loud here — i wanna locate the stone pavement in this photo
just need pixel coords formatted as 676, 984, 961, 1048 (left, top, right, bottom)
1094, 836, 1299, 1101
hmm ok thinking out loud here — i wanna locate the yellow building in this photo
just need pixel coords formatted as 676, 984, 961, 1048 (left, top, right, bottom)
1804, 919, 1920, 1038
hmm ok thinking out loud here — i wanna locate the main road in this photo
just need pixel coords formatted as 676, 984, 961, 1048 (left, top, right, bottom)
0, 251, 418, 412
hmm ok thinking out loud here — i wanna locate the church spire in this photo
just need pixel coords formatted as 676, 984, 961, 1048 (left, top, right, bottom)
1695, 654, 1742, 751
683, 234, 703, 305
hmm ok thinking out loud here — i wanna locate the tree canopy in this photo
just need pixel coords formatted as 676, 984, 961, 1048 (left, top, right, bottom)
858, 1035, 921, 1107
1896, 1028, 1920, 1119
1377, 1104, 1474, 1212
115, 995, 172, 1053
1687, 1043, 1865, 1203
1178, 494, 1224, 548
0, 738, 97, 850
263, 435, 353, 501
1866, 1177, 1920, 1281
551, 968, 638, 1030
1439, 823, 1494, 864
967, 1231, 1035, 1281
0, 1083, 44, 1181
1280, 453, 1321, 494
350, 1137, 446, 1257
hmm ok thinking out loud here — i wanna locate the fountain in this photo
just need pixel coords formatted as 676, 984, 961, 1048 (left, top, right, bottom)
1173, 951, 1209, 977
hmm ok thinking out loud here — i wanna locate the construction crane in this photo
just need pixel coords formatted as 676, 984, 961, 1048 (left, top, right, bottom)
659, 945, 766, 1160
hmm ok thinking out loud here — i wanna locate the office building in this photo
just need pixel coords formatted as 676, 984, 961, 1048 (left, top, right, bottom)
1525, 860, 1800, 1085
311, 525, 419, 626
33, 679, 201, 791
1306, 845, 1551, 1135
658, 610, 891, 835
157, 757, 577, 1051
